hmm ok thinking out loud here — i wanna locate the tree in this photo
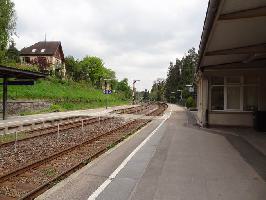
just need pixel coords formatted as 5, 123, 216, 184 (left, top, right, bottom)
164, 47, 198, 103
164, 59, 182, 102
0, 0, 16, 62
80, 56, 106, 87
150, 78, 165, 101
142, 89, 149, 102
116, 78, 131, 98
6, 41, 19, 62
65, 56, 82, 81
179, 47, 198, 87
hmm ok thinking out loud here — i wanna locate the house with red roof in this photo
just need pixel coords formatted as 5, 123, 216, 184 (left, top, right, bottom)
20, 41, 66, 77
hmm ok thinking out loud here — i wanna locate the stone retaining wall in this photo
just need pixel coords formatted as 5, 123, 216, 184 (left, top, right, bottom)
0, 101, 51, 116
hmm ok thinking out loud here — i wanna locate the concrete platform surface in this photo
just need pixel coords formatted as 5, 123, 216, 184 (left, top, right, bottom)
37, 105, 266, 200
0, 104, 134, 127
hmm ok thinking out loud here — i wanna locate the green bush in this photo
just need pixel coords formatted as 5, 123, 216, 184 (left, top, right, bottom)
185, 96, 196, 108
50, 104, 63, 112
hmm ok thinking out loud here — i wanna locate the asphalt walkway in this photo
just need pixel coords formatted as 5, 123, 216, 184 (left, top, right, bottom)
37, 105, 266, 200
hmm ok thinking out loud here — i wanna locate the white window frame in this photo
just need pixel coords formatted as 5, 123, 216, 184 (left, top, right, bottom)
209, 76, 259, 112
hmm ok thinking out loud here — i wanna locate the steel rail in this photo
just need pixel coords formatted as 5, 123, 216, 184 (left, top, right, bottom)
19, 120, 150, 200
0, 117, 112, 147
0, 119, 136, 184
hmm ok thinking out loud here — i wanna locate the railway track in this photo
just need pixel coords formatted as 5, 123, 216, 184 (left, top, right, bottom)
146, 103, 168, 116
0, 117, 121, 177
0, 104, 167, 199
114, 103, 167, 116
0, 119, 150, 200
112, 103, 158, 115
0, 116, 111, 147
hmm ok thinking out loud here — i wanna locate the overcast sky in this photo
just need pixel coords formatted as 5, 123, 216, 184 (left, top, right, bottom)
13, 0, 209, 91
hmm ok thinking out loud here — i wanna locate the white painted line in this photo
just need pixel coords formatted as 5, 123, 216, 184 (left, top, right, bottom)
87, 111, 172, 200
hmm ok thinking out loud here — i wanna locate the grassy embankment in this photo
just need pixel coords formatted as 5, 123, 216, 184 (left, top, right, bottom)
3, 77, 129, 115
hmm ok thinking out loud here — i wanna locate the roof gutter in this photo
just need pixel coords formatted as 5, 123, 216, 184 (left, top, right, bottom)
197, 0, 222, 71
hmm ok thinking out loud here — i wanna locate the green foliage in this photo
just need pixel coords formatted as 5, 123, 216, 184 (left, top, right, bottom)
150, 78, 165, 101
142, 89, 149, 102
49, 104, 63, 112
185, 96, 196, 108
0, 0, 16, 62
80, 56, 104, 85
164, 47, 198, 103
2, 78, 129, 113
6, 41, 19, 62
179, 48, 198, 86
64, 55, 131, 99
65, 56, 117, 88
64, 56, 81, 81
164, 60, 182, 102
2, 61, 39, 72
116, 78, 132, 98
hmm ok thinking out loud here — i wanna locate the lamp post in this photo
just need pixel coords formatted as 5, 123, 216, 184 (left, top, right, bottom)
132, 80, 140, 105
177, 89, 183, 101
171, 91, 176, 103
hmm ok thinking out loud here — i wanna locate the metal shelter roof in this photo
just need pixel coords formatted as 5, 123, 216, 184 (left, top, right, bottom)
198, 0, 266, 71
0, 65, 47, 120
0, 65, 46, 79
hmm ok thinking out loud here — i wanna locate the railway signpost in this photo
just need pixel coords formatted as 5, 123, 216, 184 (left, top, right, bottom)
103, 79, 112, 109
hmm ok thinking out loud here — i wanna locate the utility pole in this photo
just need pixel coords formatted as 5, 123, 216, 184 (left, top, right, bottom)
132, 80, 140, 105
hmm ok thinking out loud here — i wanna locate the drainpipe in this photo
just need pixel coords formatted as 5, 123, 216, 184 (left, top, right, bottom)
205, 78, 209, 128
205, 109, 209, 128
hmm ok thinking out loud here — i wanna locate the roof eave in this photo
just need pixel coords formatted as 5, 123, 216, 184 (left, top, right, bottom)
197, 0, 222, 71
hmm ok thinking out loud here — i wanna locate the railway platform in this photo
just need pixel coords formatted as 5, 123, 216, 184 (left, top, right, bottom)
36, 104, 266, 200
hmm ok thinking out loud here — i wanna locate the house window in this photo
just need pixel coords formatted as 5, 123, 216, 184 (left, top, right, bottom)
32, 49, 36, 52
41, 49, 45, 53
25, 57, 30, 63
210, 76, 258, 111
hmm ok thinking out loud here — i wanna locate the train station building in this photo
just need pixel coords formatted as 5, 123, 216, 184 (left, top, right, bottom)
196, 0, 266, 128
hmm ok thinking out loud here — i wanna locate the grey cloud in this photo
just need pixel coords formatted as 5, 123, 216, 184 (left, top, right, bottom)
13, 0, 208, 90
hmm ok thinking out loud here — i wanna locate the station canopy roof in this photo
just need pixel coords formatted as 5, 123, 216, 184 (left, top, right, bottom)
198, 0, 266, 71
0, 65, 46, 79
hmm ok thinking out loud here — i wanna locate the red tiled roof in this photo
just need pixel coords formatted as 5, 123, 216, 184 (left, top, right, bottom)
20, 41, 61, 56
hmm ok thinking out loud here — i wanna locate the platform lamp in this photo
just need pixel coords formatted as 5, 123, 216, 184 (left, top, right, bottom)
177, 89, 183, 104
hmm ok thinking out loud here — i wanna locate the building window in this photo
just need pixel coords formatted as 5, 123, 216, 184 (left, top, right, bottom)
227, 86, 240, 109
244, 86, 258, 111
25, 57, 30, 63
210, 76, 258, 111
211, 86, 224, 110
41, 49, 45, 53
